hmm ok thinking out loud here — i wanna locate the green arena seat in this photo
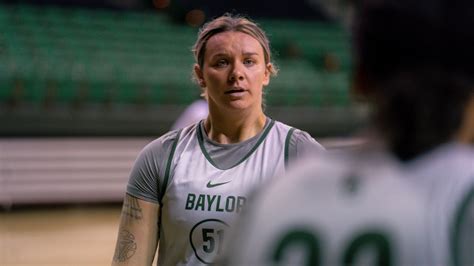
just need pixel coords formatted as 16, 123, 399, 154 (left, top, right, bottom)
0, 4, 352, 109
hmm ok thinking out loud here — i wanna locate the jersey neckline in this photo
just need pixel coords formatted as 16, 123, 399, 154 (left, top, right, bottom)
197, 118, 275, 170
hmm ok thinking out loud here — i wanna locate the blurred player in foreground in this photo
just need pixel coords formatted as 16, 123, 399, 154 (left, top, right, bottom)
112, 14, 324, 265
171, 98, 209, 130
221, 0, 474, 265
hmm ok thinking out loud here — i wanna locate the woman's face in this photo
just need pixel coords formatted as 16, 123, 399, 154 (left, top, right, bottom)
195, 31, 271, 113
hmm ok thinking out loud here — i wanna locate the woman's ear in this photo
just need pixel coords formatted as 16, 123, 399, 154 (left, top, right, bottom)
262, 63, 272, 86
194, 64, 206, 87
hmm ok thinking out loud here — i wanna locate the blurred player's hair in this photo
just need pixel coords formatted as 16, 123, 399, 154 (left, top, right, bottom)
353, 0, 474, 160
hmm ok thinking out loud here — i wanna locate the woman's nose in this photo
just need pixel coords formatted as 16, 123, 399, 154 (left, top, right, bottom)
229, 64, 244, 82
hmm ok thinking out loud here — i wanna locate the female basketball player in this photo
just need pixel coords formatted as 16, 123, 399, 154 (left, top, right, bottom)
111, 14, 324, 265
221, 0, 474, 265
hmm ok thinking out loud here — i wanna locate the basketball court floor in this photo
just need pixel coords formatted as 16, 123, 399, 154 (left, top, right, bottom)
1, 204, 122, 266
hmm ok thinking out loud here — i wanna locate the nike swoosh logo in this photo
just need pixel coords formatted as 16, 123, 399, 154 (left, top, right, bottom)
206, 180, 231, 188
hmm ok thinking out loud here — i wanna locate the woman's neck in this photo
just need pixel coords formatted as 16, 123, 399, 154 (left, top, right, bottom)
204, 109, 266, 144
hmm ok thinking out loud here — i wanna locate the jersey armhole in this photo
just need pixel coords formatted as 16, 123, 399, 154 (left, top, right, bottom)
157, 129, 182, 240
158, 129, 182, 205
284, 128, 296, 169
451, 181, 474, 266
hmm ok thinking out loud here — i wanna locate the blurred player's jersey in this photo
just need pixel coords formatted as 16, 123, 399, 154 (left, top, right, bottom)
171, 99, 209, 130
221, 142, 474, 266
404, 143, 474, 265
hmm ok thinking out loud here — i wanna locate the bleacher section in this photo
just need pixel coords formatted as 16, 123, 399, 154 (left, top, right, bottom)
0, 4, 365, 136
0, 138, 147, 206
0, 5, 199, 106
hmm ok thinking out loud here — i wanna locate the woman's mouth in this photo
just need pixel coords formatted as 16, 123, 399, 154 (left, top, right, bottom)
225, 87, 246, 95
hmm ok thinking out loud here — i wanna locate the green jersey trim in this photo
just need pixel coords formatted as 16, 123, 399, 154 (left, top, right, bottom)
451, 181, 474, 266
159, 129, 182, 204
197, 119, 275, 170
284, 128, 296, 169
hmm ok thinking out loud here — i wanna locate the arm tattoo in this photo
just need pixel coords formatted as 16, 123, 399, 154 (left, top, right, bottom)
113, 229, 137, 262
122, 196, 143, 223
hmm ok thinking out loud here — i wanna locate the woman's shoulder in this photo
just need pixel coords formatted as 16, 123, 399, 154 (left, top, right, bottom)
145, 130, 180, 152
271, 119, 293, 132
147, 123, 199, 150
280, 123, 325, 152
268, 119, 325, 160
142, 123, 200, 158
274, 120, 313, 139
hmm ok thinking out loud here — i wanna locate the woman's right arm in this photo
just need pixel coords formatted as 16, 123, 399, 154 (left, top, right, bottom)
112, 132, 179, 265
112, 194, 160, 265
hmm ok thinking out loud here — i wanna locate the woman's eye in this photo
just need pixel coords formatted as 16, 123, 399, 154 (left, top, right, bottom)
216, 60, 228, 67
244, 59, 255, 66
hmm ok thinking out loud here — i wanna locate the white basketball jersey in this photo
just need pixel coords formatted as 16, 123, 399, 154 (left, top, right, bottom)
158, 120, 294, 265
223, 149, 436, 266
404, 143, 474, 265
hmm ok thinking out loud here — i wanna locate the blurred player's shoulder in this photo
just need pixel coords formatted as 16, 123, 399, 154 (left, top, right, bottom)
404, 142, 474, 211
404, 142, 474, 265
283, 140, 397, 184
407, 142, 473, 182
171, 99, 208, 130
